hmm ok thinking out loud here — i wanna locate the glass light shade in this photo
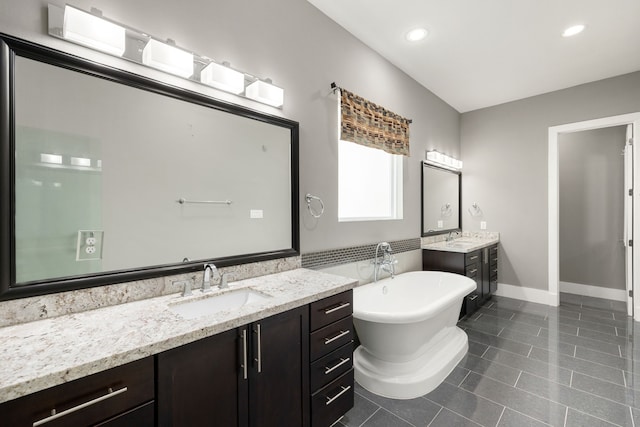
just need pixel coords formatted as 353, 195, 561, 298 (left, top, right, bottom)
142, 39, 194, 78
200, 62, 245, 94
40, 153, 62, 164
70, 157, 91, 167
245, 80, 284, 107
63, 5, 126, 57
425, 150, 462, 170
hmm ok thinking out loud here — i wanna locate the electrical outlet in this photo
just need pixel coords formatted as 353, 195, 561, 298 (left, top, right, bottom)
76, 230, 104, 261
437, 220, 443, 228
250, 209, 263, 219
480, 221, 487, 230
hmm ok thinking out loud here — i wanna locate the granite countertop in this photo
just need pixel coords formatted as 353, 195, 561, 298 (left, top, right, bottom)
0, 268, 356, 404
421, 235, 500, 254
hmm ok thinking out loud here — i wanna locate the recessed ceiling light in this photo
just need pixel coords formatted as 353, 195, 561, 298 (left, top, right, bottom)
405, 28, 428, 42
562, 24, 585, 37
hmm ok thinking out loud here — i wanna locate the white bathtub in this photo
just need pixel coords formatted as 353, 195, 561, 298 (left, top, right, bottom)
353, 271, 475, 399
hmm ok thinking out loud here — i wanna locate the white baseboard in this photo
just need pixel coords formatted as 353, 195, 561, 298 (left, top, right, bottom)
494, 283, 557, 306
559, 281, 627, 302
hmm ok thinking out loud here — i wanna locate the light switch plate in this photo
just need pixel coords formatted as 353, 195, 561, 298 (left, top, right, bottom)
480, 221, 487, 230
250, 209, 263, 219
437, 220, 443, 228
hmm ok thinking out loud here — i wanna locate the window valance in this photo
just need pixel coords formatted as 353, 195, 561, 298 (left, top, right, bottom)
340, 88, 411, 156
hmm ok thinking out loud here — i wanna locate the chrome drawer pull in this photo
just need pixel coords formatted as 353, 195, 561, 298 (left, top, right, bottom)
493, 269, 498, 274
326, 385, 351, 406
467, 269, 477, 275
241, 329, 248, 380
325, 357, 351, 375
33, 386, 128, 426
324, 302, 351, 315
469, 294, 479, 301
324, 330, 350, 345
469, 255, 478, 261
254, 324, 262, 373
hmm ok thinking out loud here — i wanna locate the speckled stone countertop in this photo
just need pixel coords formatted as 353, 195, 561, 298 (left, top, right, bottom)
0, 268, 356, 404
421, 231, 500, 254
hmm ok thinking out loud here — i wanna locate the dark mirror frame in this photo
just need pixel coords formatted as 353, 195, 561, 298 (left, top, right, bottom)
421, 162, 462, 237
0, 34, 299, 301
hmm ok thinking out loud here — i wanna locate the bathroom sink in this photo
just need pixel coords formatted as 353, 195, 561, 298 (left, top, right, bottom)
445, 239, 478, 248
170, 288, 271, 319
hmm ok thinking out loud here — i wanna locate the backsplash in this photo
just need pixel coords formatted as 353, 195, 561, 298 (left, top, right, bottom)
301, 238, 421, 269
0, 256, 301, 327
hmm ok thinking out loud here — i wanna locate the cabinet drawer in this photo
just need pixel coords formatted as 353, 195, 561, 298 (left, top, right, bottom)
465, 293, 480, 316
311, 369, 354, 427
465, 262, 480, 278
311, 315, 353, 361
465, 251, 481, 265
310, 290, 353, 331
0, 357, 154, 427
310, 342, 353, 392
95, 401, 154, 427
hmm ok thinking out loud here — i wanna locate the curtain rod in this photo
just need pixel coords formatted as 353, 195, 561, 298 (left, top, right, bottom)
330, 82, 413, 124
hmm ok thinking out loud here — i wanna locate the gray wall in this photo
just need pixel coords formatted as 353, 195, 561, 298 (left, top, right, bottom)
0, 0, 461, 257
461, 72, 640, 290
559, 126, 627, 290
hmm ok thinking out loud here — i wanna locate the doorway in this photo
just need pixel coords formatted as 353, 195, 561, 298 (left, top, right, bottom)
549, 112, 640, 320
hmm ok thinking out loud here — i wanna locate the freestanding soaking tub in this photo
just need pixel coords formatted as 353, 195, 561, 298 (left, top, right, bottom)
353, 271, 475, 399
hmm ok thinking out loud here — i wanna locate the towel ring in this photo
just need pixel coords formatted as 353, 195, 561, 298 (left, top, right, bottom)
305, 193, 324, 218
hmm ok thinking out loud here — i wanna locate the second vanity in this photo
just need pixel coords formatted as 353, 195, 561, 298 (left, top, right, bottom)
422, 233, 499, 318
0, 269, 356, 427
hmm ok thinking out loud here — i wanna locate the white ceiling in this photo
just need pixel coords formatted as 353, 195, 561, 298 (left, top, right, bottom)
308, 0, 640, 112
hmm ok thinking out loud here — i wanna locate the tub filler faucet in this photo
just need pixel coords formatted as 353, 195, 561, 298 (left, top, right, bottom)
374, 242, 397, 282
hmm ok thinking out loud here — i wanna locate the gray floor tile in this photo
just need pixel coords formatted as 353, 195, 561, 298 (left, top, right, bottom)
445, 366, 471, 387
458, 353, 521, 386
465, 328, 532, 356
498, 328, 576, 356
468, 340, 489, 357
472, 314, 543, 336
478, 306, 516, 320
529, 347, 626, 385
515, 372, 632, 426
538, 328, 621, 356
632, 407, 640, 426
360, 408, 414, 427
425, 380, 504, 426
428, 408, 483, 427
482, 347, 572, 386
574, 346, 629, 370
571, 371, 640, 408
460, 372, 567, 426
549, 315, 618, 336
497, 408, 551, 427
579, 328, 630, 346
355, 383, 442, 425
341, 393, 380, 427
565, 408, 620, 427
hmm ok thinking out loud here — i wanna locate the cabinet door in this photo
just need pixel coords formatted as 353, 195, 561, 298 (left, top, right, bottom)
482, 247, 491, 300
249, 306, 310, 427
156, 328, 247, 427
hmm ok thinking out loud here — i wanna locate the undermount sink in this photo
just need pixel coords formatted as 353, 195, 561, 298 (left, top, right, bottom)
170, 288, 271, 319
445, 239, 479, 248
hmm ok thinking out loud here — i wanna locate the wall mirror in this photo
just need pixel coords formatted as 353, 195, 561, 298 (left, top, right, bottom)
421, 162, 461, 236
0, 34, 299, 300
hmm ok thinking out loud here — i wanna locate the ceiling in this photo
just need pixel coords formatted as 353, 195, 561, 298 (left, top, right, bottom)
307, 0, 640, 113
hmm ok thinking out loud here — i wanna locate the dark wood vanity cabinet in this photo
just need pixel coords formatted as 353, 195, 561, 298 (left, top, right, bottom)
308, 291, 355, 427
422, 244, 498, 317
0, 357, 154, 427
157, 305, 309, 427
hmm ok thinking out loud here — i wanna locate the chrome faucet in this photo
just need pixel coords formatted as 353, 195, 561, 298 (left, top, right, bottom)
220, 272, 234, 289
373, 242, 397, 282
202, 263, 219, 293
446, 231, 454, 242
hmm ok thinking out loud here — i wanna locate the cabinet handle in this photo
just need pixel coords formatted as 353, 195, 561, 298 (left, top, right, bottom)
484, 248, 488, 264
325, 385, 351, 406
32, 386, 128, 426
469, 255, 478, 261
254, 324, 262, 373
241, 329, 248, 380
493, 269, 498, 274
324, 330, 350, 345
325, 357, 351, 375
324, 302, 351, 315
467, 269, 477, 275
469, 294, 479, 301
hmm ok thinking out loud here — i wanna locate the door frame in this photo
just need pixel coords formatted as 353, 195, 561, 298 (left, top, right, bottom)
548, 112, 640, 320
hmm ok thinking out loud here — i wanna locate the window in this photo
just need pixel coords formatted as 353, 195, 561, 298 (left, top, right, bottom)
338, 140, 403, 221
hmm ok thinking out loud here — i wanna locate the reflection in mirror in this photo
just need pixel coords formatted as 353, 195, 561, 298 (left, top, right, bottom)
1, 35, 299, 300
421, 162, 461, 236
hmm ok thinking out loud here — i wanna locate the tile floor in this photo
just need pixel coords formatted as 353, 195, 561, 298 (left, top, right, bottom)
340, 293, 637, 427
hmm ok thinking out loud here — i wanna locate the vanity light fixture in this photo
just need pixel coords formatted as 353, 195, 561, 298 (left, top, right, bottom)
40, 153, 63, 165
70, 157, 92, 167
142, 38, 194, 78
405, 28, 428, 42
245, 79, 284, 108
48, 4, 285, 108
425, 150, 462, 170
62, 5, 126, 56
200, 61, 245, 94
562, 24, 585, 37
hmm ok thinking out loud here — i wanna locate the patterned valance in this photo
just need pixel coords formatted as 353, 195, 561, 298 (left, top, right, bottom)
340, 88, 410, 156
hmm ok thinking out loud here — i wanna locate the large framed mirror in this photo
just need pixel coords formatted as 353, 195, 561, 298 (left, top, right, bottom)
0, 34, 299, 300
421, 162, 461, 236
